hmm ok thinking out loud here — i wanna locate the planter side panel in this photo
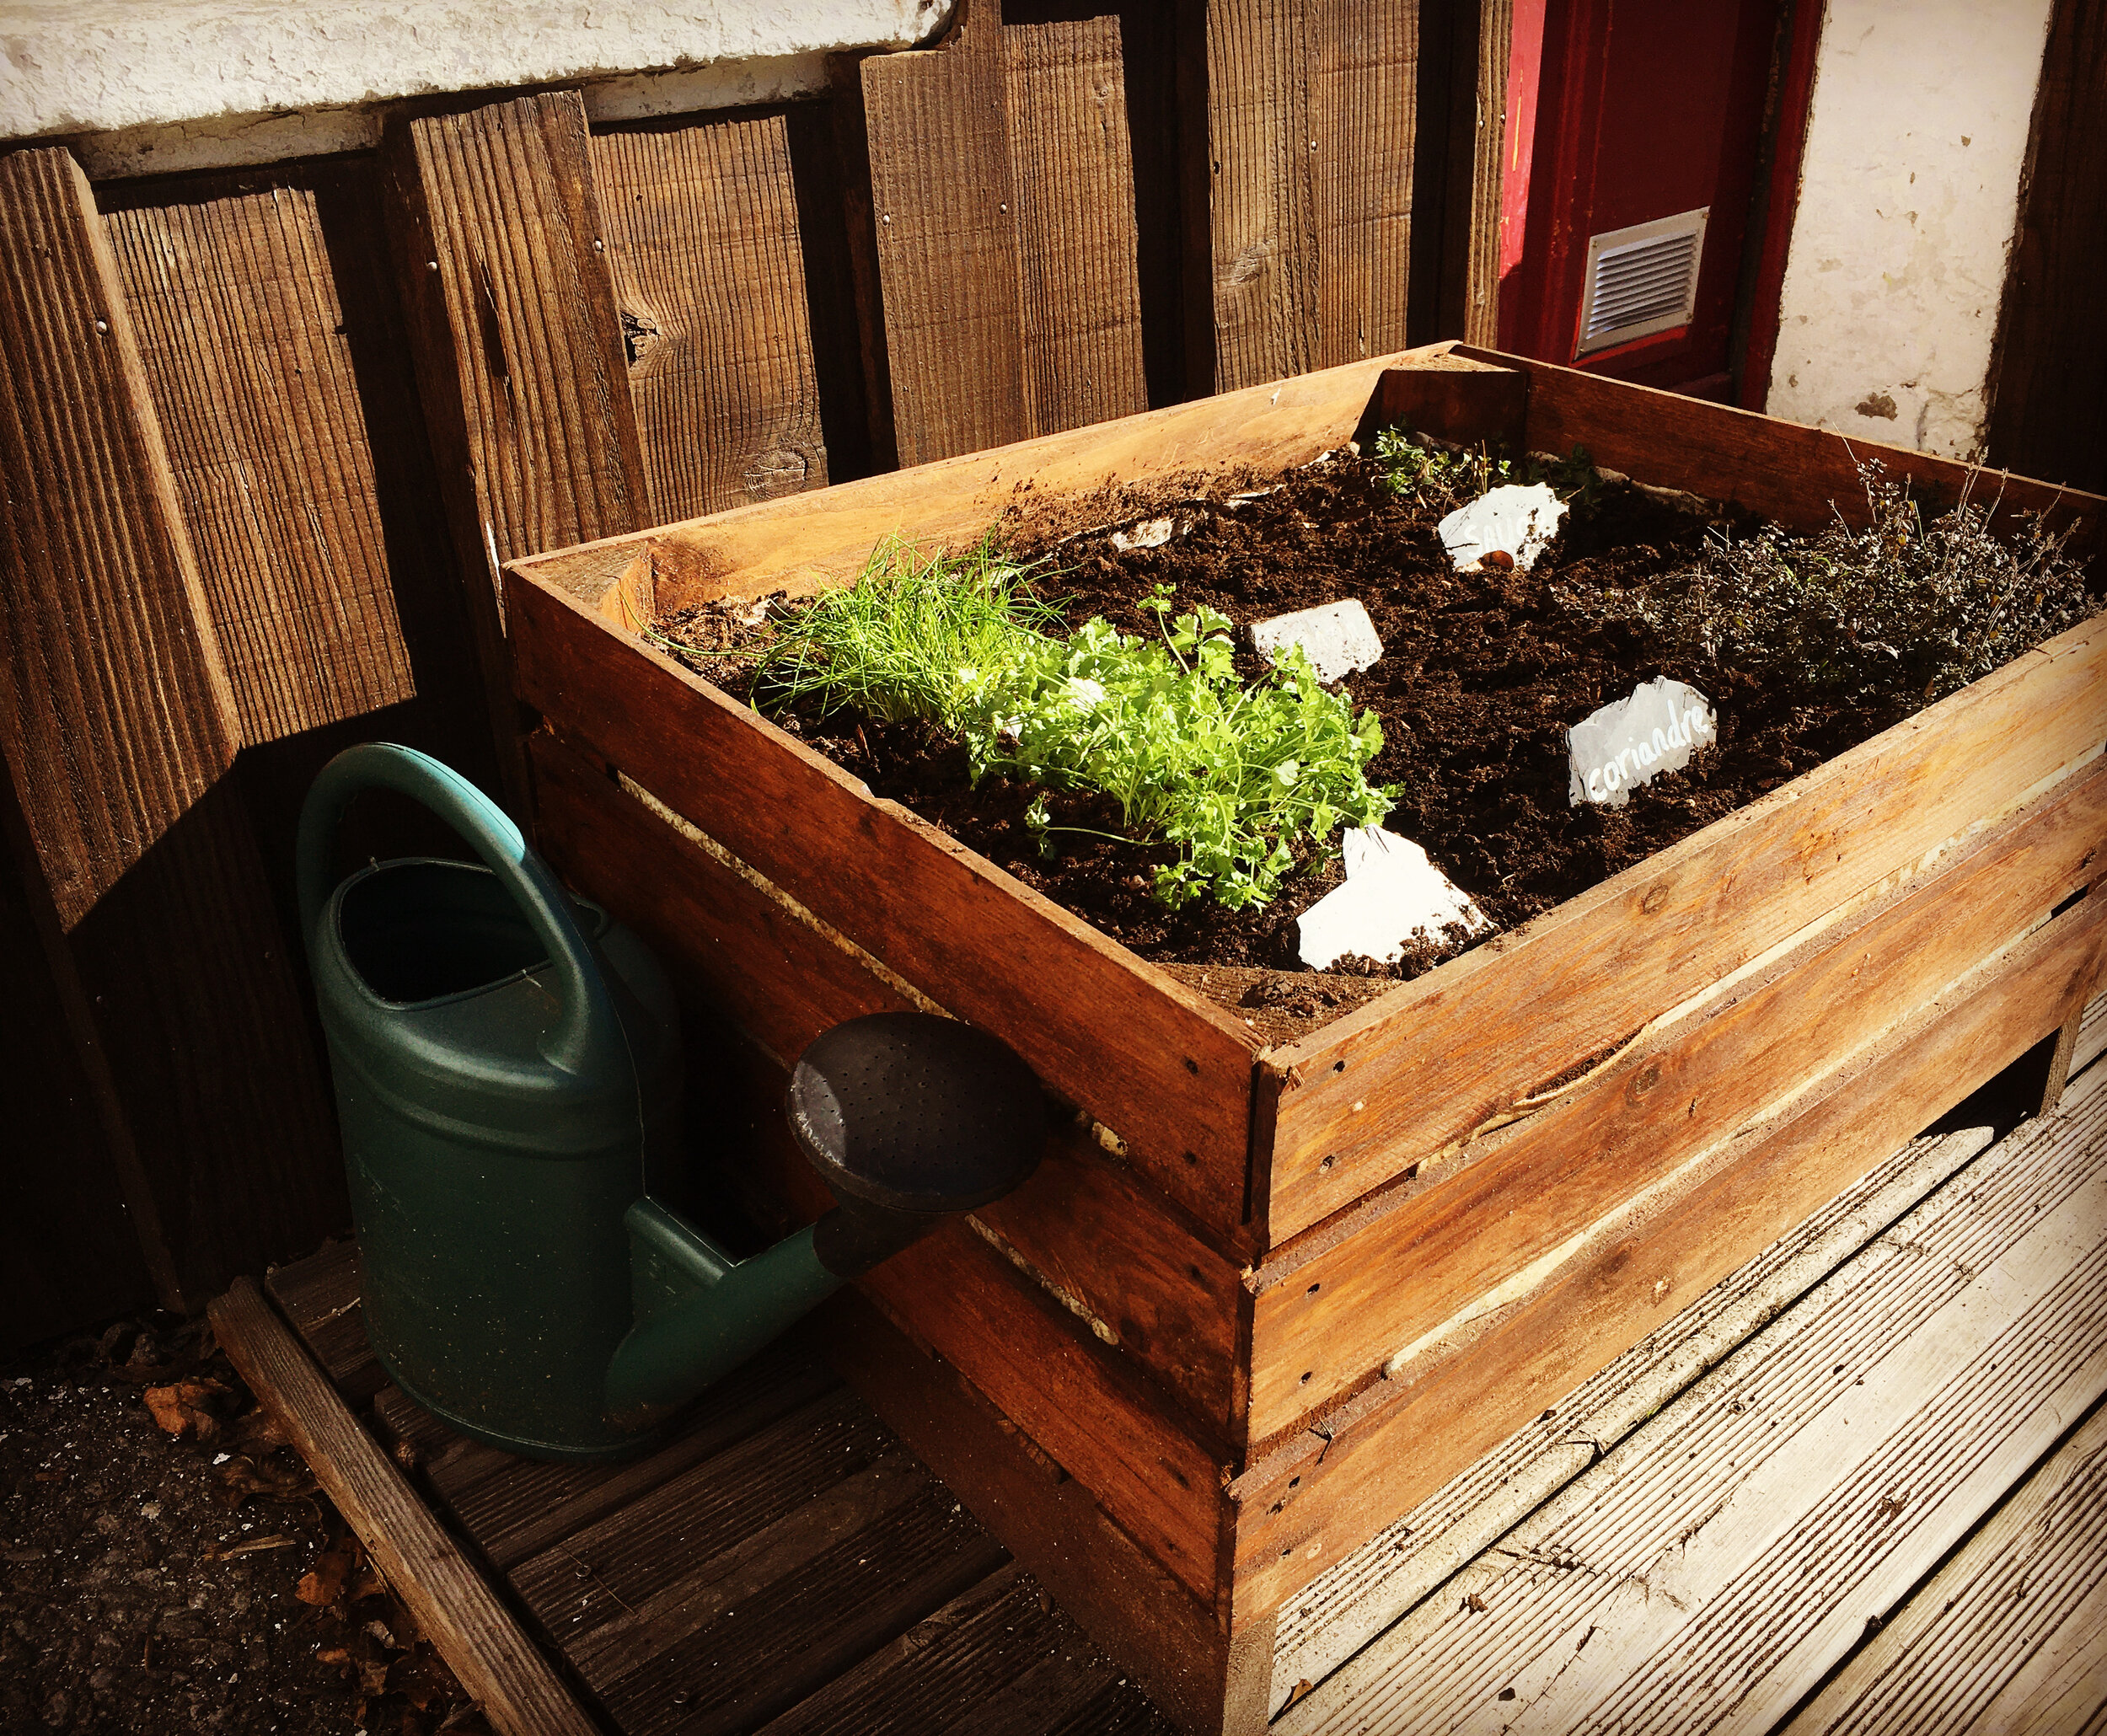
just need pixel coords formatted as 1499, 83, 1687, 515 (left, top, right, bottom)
1247, 755, 2107, 1444
1265, 614, 2107, 1241
504, 346, 1438, 613
1230, 885, 2107, 1621
1468, 346, 2107, 546
527, 734, 1250, 1437
509, 578, 1260, 1235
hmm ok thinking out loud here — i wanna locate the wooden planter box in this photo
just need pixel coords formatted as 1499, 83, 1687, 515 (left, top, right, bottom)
504, 345, 2107, 1733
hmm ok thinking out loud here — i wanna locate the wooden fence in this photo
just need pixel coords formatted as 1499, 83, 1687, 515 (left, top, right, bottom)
0, 0, 1509, 1348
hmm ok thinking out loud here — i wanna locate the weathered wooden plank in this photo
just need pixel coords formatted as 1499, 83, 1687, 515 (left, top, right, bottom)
383, 89, 647, 606
1263, 612, 2107, 1242
1247, 757, 2107, 1443
1782, 1392, 2107, 1734
1003, 12, 1151, 436
1279, 1059, 2107, 1735
862, 0, 1027, 467
508, 584, 1261, 1235
815, 1286, 1268, 1736
754, 1560, 1173, 1735
265, 1240, 386, 1405
1462, 0, 1509, 346
210, 1278, 602, 1736
592, 110, 831, 521
0, 145, 341, 1309
507, 339, 1427, 618
528, 734, 1250, 1429
1472, 344, 2107, 548
733, 1052, 1231, 1606
1986, 0, 2107, 496
1202, 0, 1418, 393
1230, 884, 2107, 1621
100, 169, 420, 742
1270, 1120, 1997, 1715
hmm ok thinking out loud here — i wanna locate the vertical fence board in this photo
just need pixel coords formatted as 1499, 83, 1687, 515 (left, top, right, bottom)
1202, 0, 1421, 391
101, 175, 421, 743
862, 0, 1029, 466
0, 147, 341, 1310
1466, 0, 1513, 346
1002, 12, 1150, 435
593, 110, 833, 522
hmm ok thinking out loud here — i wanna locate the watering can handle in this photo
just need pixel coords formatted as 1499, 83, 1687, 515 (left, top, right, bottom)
296, 742, 617, 1077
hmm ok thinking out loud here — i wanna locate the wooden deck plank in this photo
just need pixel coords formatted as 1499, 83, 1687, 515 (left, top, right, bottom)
1280, 1059, 2107, 1733
1782, 1395, 2107, 1735
1268, 1120, 1997, 1712
754, 1561, 1171, 1735
209, 1277, 603, 1736
265, 1240, 385, 1405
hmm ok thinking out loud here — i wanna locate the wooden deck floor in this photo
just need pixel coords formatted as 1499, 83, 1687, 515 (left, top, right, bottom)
223, 998, 2107, 1735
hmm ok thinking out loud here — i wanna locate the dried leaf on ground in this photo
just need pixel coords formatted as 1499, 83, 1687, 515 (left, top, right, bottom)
143, 1377, 231, 1441
298, 1533, 362, 1608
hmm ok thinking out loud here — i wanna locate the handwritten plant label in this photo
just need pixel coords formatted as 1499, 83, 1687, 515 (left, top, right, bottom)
1297, 826, 1488, 971
1568, 677, 1716, 806
1249, 599, 1383, 683
1438, 483, 1567, 573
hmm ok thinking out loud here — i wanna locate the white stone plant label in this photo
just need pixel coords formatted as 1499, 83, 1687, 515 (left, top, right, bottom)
1438, 482, 1567, 573
1568, 676, 1716, 806
1296, 827, 1489, 972
1248, 599, 1384, 683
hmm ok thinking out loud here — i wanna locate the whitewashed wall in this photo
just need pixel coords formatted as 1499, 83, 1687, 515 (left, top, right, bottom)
0, 0, 952, 176
1764, 0, 2054, 458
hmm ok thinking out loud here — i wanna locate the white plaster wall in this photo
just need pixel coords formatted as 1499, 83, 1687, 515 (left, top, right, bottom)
0, 2, 952, 167
1763, 0, 2053, 457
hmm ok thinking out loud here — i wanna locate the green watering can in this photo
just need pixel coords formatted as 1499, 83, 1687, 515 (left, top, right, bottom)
298, 743, 1043, 1461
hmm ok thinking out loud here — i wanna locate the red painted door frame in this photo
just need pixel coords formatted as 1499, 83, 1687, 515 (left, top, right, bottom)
1495, 0, 1825, 407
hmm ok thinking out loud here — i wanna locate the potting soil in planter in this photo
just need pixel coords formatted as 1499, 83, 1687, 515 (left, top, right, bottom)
660, 450, 2097, 1039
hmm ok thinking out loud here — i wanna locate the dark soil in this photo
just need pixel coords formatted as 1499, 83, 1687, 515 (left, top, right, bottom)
1, 1312, 488, 1735
660, 453, 1986, 1037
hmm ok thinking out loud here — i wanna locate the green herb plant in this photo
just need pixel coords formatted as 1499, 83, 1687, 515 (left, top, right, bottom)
1374, 427, 1601, 515
1554, 460, 2095, 710
759, 538, 1392, 910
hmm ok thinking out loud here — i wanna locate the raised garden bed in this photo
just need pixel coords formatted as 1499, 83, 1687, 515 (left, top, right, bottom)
504, 345, 2107, 1734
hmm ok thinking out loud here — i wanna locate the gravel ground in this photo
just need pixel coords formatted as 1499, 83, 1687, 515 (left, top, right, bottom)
1, 1313, 489, 1735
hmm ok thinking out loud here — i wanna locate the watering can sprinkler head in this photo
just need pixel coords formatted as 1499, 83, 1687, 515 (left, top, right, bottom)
301, 742, 1045, 1462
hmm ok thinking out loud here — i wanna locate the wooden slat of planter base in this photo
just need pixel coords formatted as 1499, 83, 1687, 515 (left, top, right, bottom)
0, 146, 341, 1309
504, 344, 1430, 613
1471, 345, 2107, 547
1201, 0, 1418, 393
727, 1037, 1230, 1607
1247, 756, 2107, 1443
1783, 1395, 2107, 1735
1286, 1064, 2107, 1735
813, 1288, 1273, 1736
209, 1278, 601, 1736
591, 111, 831, 522
1271, 1118, 1998, 1712
1370, 356, 1528, 448
508, 585, 1260, 1235
1003, 12, 1151, 437
1263, 613, 2107, 1243
754, 1561, 1169, 1736
100, 169, 419, 742
528, 733, 1251, 1430
1228, 886, 2107, 1622
862, 0, 1027, 469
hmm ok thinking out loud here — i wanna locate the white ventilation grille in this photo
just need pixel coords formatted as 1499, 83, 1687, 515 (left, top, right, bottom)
1575, 207, 1709, 356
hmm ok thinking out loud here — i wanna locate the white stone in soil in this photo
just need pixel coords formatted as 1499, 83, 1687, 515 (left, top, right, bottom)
1111, 516, 1177, 551
1438, 482, 1567, 572
1247, 599, 1384, 683
1295, 827, 1488, 972
1568, 676, 1717, 806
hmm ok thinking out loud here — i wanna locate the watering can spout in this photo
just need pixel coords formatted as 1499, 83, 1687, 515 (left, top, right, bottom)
605, 1012, 1048, 1433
